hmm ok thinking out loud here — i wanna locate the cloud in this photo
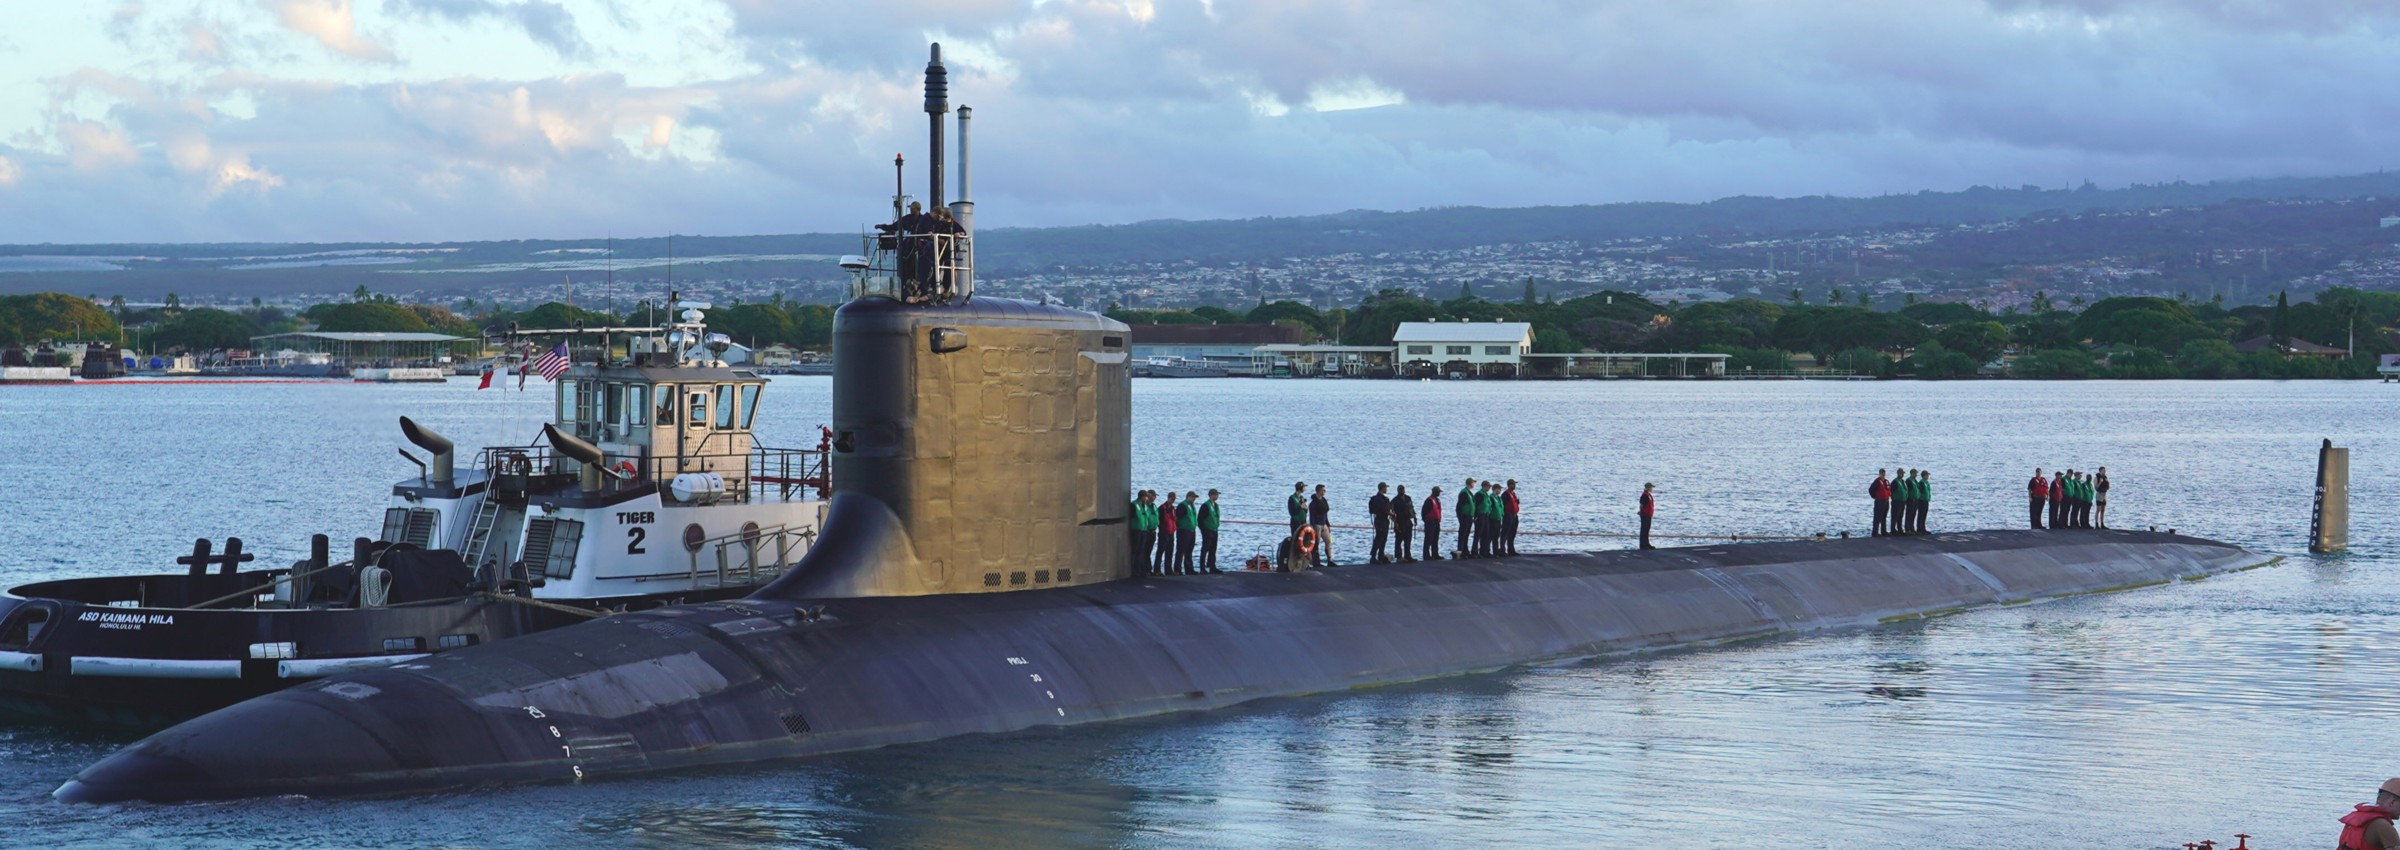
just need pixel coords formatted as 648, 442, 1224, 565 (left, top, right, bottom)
182, 18, 229, 64
0, 155, 18, 186
389, 0, 590, 58
10, 0, 2400, 243
271, 0, 393, 62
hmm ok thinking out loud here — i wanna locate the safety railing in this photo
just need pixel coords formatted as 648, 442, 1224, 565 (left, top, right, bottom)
475, 444, 830, 502
852, 231, 973, 304
686, 523, 818, 590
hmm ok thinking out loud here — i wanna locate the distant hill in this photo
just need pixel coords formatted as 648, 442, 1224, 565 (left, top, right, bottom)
7, 171, 2400, 300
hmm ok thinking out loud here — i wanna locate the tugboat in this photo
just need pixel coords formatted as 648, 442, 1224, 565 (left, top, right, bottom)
0, 305, 830, 729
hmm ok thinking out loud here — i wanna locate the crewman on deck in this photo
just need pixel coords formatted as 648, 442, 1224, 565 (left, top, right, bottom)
1891, 471, 1907, 534
1133, 490, 1159, 577
1175, 491, 1199, 574
2094, 467, 2111, 529
2069, 471, 2087, 529
1871, 469, 1892, 536
1198, 489, 1223, 573
1638, 483, 1657, 549
2336, 777, 2400, 850
1157, 491, 1182, 574
1911, 469, 1930, 534
2027, 468, 2048, 530
1459, 485, 1478, 557
2049, 471, 2067, 530
1483, 482, 1504, 556
1892, 469, 1913, 535
1502, 480, 1522, 555
1127, 491, 1147, 577
1369, 484, 1393, 564
1916, 471, 1933, 534
1456, 478, 1477, 558
1288, 482, 1309, 538
1422, 486, 1445, 560
1309, 484, 1336, 568
1392, 485, 1416, 563
1471, 483, 1492, 557
2078, 471, 2095, 529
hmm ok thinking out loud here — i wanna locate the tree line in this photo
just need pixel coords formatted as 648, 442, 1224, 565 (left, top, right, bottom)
2, 290, 839, 355
1108, 286, 2400, 379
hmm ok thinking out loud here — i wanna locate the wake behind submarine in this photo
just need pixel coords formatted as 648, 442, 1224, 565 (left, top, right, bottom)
57, 47, 2272, 804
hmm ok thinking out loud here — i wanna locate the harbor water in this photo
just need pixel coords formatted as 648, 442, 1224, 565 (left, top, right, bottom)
0, 377, 2391, 848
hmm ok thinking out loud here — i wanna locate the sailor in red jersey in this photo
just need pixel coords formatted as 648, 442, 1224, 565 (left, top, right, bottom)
1869, 469, 1892, 537
2338, 778, 2400, 849
2028, 468, 2049, 529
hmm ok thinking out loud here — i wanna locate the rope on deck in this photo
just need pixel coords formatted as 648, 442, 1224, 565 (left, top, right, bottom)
1215, 518, 1821, 542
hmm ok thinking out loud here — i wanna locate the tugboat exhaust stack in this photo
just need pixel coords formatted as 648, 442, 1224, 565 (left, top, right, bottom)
397, 416, 453, 487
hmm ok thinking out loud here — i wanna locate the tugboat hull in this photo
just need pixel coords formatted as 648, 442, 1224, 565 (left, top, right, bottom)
0, 573, 603, 730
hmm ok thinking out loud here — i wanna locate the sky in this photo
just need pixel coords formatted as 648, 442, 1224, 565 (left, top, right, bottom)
2, 0, 2397, 244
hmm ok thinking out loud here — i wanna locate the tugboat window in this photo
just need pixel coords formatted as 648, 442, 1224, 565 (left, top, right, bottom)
557, 379, 579, 423
603, 383, 625, 432
654, 384, 674, 425
740, 384, 761, 429
715, 384, 738, 430
628, 385, 650, 427
686, 389, 709, 428
0, 607, 49, 650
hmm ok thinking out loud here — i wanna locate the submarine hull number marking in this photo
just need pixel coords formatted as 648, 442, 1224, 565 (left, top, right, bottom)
525, 705, 583, 781
1008, 656, 1067, 717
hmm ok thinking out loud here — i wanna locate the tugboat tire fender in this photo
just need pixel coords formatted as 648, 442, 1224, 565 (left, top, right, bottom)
70, 657, 241, 679
276, 654, 427, 679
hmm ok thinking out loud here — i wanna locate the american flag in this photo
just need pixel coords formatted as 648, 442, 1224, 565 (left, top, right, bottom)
530, 340, 571, 381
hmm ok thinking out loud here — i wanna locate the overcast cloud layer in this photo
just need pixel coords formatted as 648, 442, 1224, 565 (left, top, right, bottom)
2, 0, 2395, 243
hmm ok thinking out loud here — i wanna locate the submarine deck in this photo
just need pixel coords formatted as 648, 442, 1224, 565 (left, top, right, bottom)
57, 529, 2270, 803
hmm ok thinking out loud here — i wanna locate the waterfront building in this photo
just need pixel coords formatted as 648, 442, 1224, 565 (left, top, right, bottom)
2232, 335, 2350, 361
1128, 323, 1305, 363
1393, 320, 1533, 376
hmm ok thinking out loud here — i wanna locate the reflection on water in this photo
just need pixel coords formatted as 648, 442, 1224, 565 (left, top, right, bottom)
0, 378, 2393, 848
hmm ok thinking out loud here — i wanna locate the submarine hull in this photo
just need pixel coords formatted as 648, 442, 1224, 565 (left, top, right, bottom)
58, 529, 2269, 803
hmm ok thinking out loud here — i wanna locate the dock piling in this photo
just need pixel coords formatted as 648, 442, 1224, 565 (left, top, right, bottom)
2311, 438, 2349, 554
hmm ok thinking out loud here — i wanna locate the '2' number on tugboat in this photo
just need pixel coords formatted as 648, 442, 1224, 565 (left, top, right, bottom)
626, 527, 647, 554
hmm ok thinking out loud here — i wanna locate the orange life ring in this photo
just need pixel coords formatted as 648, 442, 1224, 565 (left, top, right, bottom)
614, 460, 638, 477
1296, 525, 1318, 555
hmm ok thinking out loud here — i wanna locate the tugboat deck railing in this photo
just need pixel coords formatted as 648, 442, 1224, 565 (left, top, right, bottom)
474, 444, 830, 502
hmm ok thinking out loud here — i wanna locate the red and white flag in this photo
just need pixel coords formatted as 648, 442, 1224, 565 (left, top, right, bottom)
476, 364, 494, 389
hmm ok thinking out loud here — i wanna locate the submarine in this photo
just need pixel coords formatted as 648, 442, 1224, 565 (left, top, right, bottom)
56, 46, 2274, 804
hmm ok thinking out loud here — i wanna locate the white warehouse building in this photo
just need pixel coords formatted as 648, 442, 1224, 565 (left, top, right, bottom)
1393, 320, 1535, 367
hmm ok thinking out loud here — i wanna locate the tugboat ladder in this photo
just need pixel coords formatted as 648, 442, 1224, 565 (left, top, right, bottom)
460, 499, 503, 568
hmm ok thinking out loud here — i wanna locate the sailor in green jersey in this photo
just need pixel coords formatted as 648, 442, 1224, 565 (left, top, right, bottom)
1917, 471, 1932, 534
1288, 481, 1309, 538
2075, 472, 2092, 529
1910, 470, 1927, 534
1128, 490, 1154, 577
1198, 489, 1223, 573
1469, 483, 1489, 557
1479, 483, 1502, 556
